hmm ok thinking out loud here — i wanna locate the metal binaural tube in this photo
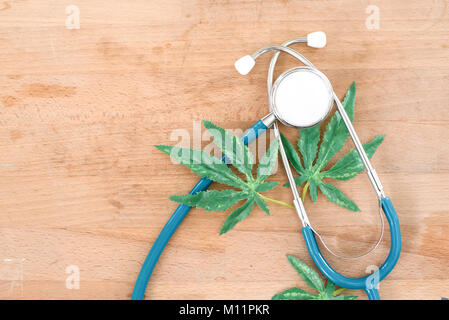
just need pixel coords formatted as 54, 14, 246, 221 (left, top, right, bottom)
272, 121, 310, 227
332, 93, 385, 198
252, 45, 314, 69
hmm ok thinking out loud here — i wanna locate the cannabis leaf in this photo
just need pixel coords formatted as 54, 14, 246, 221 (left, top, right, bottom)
272, 255, 357, 300
282, 82, 384, 211
155, 120, 283, 235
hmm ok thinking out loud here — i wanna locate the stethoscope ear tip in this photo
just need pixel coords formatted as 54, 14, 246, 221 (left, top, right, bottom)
234, 55, 255, 75
307, 31, 327, 48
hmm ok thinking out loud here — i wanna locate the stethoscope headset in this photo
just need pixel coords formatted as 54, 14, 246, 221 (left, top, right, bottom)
132, 32, 401, 300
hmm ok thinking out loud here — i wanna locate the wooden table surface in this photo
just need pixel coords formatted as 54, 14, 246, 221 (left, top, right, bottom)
0, 0, 448, 300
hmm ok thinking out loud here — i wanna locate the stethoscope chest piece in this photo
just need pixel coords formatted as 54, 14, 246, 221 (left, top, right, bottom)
271, 66, 333, 128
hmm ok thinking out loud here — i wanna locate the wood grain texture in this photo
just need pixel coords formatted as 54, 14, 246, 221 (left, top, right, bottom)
0, 0, 448, 299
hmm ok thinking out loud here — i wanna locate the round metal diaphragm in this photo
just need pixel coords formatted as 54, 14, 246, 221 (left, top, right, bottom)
271, 67, 333, 128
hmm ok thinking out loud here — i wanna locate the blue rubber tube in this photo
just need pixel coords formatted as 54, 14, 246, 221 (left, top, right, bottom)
132, 120, 268, 300
366, 288, 380, 300
301, 197, 401, 300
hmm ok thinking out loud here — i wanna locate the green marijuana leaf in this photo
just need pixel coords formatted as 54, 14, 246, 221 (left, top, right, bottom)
282, 82, 384, 211
272, 255, 357, 300
156, 120, 286, 235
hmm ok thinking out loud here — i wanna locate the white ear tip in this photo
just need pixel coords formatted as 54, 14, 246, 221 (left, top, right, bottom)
234, 55, 255, 75
307, 31, 327, 48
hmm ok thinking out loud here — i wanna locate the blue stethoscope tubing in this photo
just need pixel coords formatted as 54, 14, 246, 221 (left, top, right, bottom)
131, 120, 268, 300
132, 119, 401, 300
132, 37, 401, 300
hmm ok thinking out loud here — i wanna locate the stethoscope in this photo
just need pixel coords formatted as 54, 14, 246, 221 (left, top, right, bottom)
132, 32, 401, 300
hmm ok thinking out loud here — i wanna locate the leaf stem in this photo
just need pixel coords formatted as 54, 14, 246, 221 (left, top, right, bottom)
258, 193, 295, 209
302, 181, 310, 202
333, 287, 346, 297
